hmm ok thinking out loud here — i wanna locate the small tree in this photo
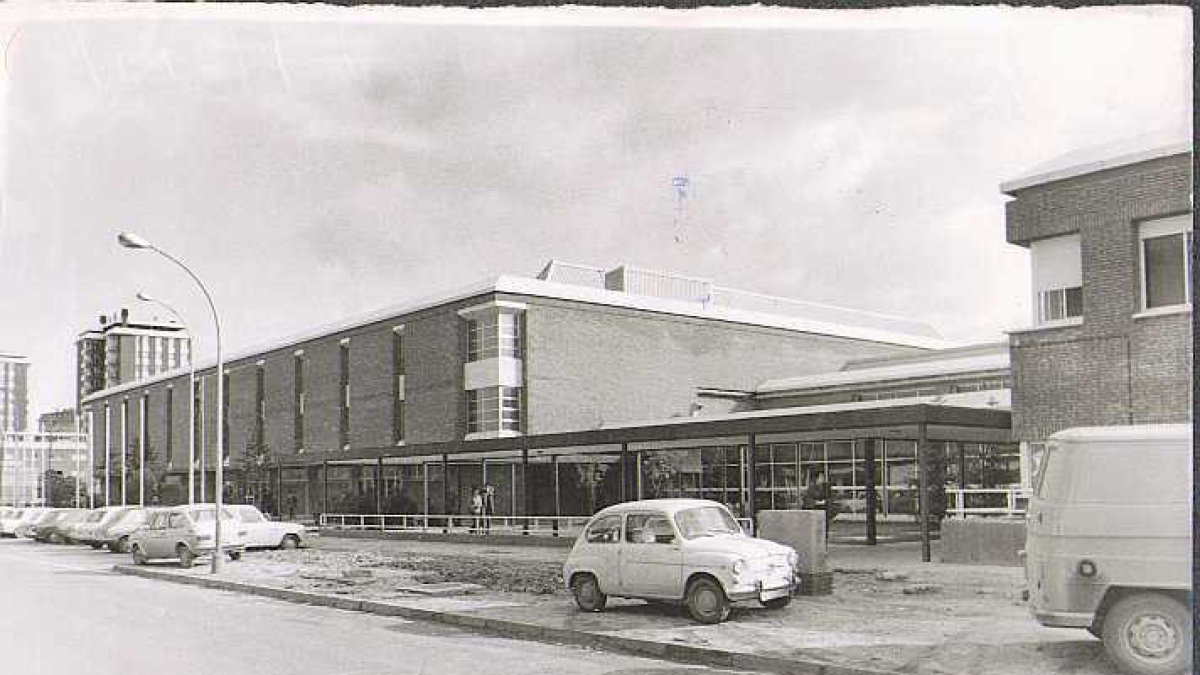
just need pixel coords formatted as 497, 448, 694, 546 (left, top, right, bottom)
124, 437, 167, 506
239, 441, 274, 512
42, 470, 87, 508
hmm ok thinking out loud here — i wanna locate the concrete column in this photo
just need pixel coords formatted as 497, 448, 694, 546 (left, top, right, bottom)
746, 434, 758, 534
375, 458, 383, 514
863, 438, 877, 546
917, 423, 931, 562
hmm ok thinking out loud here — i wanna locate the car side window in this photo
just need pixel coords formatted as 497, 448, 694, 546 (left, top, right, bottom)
626, 514, 674, 544
168, 513, 186, 529
148, 513, 166, 530
584, 515, 622, 543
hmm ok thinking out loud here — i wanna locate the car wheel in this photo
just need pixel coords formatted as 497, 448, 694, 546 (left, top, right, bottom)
1101, 593, 1192, 675
177, 544, 195, 569
763, 596, 792, 610
228, 550, 242, 561
115, 536, 129, 554
686, 577, 731, 624
91, 543, 104, 550
279, 534, 300, 550
131, 545, 148, 566
571, 574, 607, 612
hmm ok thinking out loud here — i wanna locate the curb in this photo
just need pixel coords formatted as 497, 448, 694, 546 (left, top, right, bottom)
113, 564, 896, 675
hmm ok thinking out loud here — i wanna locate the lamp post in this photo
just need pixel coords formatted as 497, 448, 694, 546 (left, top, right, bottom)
118, 232, 225, 573
136, 291, 197, 505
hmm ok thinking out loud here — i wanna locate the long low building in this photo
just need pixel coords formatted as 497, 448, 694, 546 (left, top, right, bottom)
80, 261, 1012, 532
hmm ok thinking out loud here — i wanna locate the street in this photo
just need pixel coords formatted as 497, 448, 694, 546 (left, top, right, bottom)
0, 539, 750, 675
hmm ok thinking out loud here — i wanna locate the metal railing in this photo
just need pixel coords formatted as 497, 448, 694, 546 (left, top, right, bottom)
319, 513, 594, 537
320, 513, 758, 538
946, 487, 1029, 517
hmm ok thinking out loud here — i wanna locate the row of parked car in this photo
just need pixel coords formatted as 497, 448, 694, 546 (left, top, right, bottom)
0, 503, 316, 567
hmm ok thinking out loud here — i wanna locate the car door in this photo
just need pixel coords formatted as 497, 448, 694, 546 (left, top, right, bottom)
573, 514, 623, 594
618, 512, 683, 598
235, 506, 270, 547
141, 512, 168, 558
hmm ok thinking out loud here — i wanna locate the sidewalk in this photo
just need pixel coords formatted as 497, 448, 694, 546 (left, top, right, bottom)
115, 537, 1121, 675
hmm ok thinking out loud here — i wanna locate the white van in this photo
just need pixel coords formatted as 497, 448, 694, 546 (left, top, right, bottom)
1025, 424, 1192, 675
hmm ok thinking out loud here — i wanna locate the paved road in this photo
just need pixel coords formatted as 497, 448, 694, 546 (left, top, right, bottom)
0, 539, 750, 675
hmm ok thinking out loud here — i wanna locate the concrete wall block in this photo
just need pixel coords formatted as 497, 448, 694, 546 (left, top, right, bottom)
349, 327, 395, 449
939, 518, 1026, 566
755, 509, 827, 574
404, 308, 466, 445
263, 357, 297, 456
302, 341, 342, 452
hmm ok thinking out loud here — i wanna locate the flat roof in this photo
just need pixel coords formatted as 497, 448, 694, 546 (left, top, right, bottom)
1000, 131, 1191, 195
83, 271, 946, 404
757, 350, 1009, 395
1049, 424, 1191, 443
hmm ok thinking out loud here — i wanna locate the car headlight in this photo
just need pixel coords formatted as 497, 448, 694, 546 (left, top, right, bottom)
731, 558, 747, 579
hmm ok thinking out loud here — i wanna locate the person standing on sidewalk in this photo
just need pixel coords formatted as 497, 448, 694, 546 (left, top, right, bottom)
470, 488, 484, 535
482, 483, 496, 534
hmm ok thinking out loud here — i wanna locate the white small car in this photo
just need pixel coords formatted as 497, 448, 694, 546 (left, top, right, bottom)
563, 499, 798, 624
229, 504, 314, 550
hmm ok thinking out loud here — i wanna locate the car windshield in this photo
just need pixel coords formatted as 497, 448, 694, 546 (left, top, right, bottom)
189, 507, 237, 522
674, 506, 741, 539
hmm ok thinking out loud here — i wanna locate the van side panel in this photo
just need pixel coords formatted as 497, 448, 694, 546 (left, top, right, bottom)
1025, 432, 1192, 628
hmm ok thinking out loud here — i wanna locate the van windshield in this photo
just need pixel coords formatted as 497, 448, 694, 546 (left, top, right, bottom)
1033, 445, 1059, 498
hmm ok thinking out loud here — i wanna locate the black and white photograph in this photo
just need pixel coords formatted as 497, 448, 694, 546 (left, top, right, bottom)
0, 4, 1191, 675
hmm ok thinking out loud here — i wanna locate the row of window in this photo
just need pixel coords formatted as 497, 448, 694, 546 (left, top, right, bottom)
1033, 213, 1191, 325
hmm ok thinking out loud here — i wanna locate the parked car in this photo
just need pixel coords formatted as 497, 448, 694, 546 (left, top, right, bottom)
33, 509, 83, 543
562, 499, 798, 624
74, 507, 131, 548
0, 508, 23, 537
228, 504, 315, 550
1025, 424, 1192, 675
101, 508, 148, 553
129, 504, 248, 568
12, 508, 51, 538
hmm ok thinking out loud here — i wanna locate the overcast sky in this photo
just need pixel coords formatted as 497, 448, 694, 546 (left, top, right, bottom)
0, 4, 1191, 418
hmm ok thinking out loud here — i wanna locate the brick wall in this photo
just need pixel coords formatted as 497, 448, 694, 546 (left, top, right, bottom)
523, 299, 924, 434
1005, 151, 1192, 442
347, 327, 395, 450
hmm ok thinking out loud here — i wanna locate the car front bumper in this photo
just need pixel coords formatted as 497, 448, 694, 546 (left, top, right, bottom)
727, 576, 796, 603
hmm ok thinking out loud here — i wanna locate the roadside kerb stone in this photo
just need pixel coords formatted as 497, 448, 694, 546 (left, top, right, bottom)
113, 564, 895, 675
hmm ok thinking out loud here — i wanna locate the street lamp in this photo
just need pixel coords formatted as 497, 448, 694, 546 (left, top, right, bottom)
119, 231, 226, 574
136, 291, 197, 505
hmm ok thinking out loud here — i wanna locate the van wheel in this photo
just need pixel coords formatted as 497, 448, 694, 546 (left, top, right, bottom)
686, 577, 731, 624
571, 574, 607, 612
279, 535, 300, 550
177, 544, 195, 569
1102, 593, 1192, 675
115, 536, 129, 554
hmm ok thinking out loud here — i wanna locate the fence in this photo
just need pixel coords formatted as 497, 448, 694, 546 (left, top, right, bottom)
946, 487, 1028, 518
320, 513, 757, 538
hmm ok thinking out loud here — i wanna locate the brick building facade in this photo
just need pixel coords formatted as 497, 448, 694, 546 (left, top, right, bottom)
82, 263, 959, 515
1001, 139, 1192, 466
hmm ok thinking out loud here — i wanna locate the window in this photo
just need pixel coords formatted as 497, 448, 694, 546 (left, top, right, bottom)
1140, 214, 1192, 311
339, 342, 350, 448
1038, 286, 1083, 322
466, 312, 522, 361
255, 364, 265, 447
468, 386, 522, 434
293, 353, 304, 451
625, 514, 675, 544
584, 515, 622, 543
393, 328, 405, 443
1029, 233, 1082, 325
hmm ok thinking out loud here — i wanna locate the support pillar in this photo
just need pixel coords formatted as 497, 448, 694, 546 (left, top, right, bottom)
441, 453, 449, 533
321, 460, 329, 522
375, 457, 384, 516
746, 434, 758, 535
521, 445, 529, 534
619, 443, 628, 502
917, 423, 931, 563
863, 438, 878, 546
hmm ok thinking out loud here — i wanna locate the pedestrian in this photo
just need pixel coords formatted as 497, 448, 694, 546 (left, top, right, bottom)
482, 483, 496, 534
805, 473, 837, 539
470, 487, 483, 535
